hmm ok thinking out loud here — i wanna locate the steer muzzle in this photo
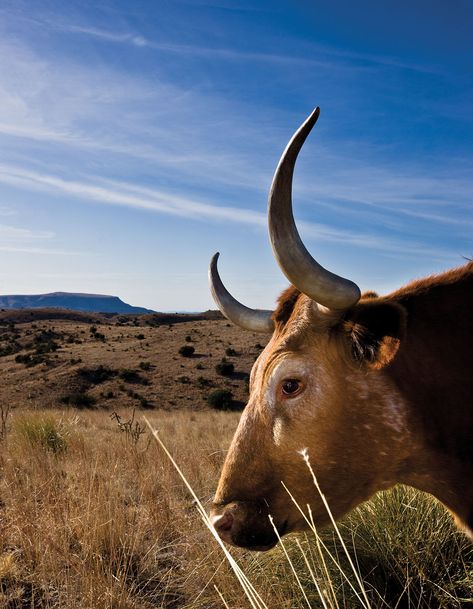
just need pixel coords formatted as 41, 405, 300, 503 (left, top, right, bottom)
210, 500, 286, 551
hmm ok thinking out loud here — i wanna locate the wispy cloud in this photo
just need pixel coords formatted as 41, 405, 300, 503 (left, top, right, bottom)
0, 163, 460, 263
0, 220, 78, 255
0, 224, 53, 240
61, 22, 444, 76
3, 3, 447, 78
65, 25, 148, 47
0, 245, 83, 255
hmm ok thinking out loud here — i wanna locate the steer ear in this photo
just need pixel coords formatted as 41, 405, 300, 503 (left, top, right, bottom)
342, 300, 406, 369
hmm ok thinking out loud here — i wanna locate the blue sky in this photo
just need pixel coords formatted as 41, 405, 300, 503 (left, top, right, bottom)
0, 0, 472, 311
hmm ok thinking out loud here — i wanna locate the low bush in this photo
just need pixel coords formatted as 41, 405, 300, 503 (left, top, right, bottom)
207, 389, 234, 410
15, 353, 44, 367
215, 360, 234, 377
179, 345, 195, 357
34, 340, 59, 354
0, 342, 21, 357
119, 369, 147, 384
61, 393, 96, 408
78, 365, 117, 385
196, 376, 213, 389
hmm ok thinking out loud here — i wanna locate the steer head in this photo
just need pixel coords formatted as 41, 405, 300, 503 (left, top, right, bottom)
209, 108, 408, 551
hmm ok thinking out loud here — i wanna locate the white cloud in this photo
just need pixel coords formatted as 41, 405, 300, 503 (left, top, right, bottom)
0, 223, 53, 240
0, 245, 82, 255
0, 163, 460, 263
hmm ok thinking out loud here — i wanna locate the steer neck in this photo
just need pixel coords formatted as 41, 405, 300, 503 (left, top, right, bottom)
397, 446, 473, 538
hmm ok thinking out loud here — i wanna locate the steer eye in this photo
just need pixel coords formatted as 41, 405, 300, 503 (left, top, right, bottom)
281, 379, 303, 397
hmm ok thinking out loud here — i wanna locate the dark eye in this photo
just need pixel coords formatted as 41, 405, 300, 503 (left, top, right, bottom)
281, 379, 302, 397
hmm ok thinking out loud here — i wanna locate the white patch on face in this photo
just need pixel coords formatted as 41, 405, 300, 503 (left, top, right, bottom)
272, 416, 284, 446
383, 395, 406, 435
347, 372, 407, 437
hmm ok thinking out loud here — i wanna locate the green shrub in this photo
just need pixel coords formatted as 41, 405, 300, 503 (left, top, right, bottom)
15, 415, 66, 453
225, 347, 237, 356
207, 389, 234, 410
15, 353, 44, 367
34, 340, 59, 354
215, 360, 234, 376
197, 376, 213, 389
178, 345, 195, 357
119, 369, 145, 384
139, 361, 151, 371
61, 393, 96, 408
78, 365, 116, 384
0, 342, 21, 357
136, 394, 152, 409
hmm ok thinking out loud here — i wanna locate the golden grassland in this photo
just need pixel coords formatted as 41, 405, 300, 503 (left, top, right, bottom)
1, 408, 472, 609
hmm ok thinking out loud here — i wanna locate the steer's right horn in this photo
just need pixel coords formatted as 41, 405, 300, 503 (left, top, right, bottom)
209, 253, 274, 333
268, 107, 361, 310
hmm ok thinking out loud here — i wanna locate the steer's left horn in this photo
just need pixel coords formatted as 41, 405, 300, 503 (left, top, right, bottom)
209, 253, 274, 333
268, 107, 361, 310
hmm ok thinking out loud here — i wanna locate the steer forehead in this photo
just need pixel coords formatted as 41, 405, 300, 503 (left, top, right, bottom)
250, 293, 336, 395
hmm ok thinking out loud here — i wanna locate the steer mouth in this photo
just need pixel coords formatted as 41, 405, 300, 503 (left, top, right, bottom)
229, 519, 288, 552
211, 500, 289, 552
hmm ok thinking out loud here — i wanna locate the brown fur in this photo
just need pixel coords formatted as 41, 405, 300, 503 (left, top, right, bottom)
211, 262, 473, 550
272, 286, 301, 326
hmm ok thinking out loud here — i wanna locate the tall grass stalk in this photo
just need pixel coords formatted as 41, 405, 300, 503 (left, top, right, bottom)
269, 514, 312, 608
282, 480, 370, 607
214, 585, 231, 609
294, 538, 332, 609
299, 448, 372, 609
144, 417, 269, 609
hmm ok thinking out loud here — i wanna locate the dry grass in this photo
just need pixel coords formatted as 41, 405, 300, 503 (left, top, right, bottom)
0, 409, 237, 608
0, 408, 472, 608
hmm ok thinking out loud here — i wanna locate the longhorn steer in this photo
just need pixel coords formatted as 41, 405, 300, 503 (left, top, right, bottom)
208, 108, 473, 551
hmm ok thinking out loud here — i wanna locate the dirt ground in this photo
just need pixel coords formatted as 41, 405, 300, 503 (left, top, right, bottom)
0, 309, 269, 413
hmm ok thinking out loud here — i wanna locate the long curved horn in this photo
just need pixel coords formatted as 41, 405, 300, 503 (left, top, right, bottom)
209, 253, 274, 333
268, 107, 361, 310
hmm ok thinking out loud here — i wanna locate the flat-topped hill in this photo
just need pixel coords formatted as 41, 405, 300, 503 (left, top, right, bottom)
0, 292, 154, 314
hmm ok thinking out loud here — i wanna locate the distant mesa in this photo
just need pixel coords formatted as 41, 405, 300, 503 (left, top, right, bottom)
0, 292, 155, 314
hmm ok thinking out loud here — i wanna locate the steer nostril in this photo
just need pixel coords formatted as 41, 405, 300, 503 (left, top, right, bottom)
211, 511, 234, 533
